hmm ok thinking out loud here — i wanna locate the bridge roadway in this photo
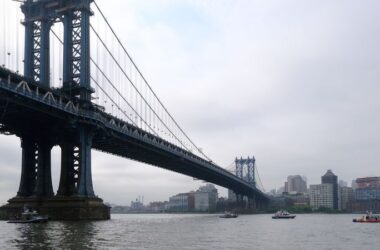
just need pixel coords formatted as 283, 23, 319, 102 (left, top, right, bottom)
0, 67, 269, 201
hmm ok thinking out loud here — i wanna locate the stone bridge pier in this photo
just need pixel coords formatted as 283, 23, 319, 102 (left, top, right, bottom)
0, 129, 110, 220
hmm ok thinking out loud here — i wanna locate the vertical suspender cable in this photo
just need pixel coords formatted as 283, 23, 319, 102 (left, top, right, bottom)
93, 1, 212, 161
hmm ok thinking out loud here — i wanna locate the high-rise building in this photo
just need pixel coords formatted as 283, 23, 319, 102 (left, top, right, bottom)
284, 181, 289, 193
286, 175, 307, 194
321, 170, 338, 209
309, 184, 334, 210
339, 186, 353, 212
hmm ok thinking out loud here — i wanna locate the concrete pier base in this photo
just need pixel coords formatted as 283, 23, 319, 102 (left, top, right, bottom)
0, 196, 110, 220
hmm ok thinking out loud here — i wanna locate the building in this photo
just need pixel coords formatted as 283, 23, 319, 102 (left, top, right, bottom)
148, 202, 168, 213
309, 184, 334, 210
290, 194, 310, 206
321, 170, 339, 209
354, 187, 380, 200
168, 193, 194, 212
194, 184, 218, 212
355, 177, 380, 189
286, 175, 307, 194
339, 187, 353, 212
130, 199, 144, 211
351, 177, 380, 213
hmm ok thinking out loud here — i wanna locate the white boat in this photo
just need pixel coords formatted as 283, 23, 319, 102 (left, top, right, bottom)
7, 207, 48, 224
219, 211, 238, 218
272, 210, 296, 219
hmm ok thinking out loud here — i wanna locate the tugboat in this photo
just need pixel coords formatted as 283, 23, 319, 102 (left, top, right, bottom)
272, 210, 296, 219
219, 211, 238, 218
7, 206, 48, 224
353, 211, 380, 223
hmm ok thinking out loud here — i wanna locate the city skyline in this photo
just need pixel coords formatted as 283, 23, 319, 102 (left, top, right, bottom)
1, 0, 380, 204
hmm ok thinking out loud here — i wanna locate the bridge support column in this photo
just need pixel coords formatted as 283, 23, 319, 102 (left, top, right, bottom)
77, 127, 95, 197
57, 141, 77, 196
57, 127, 95, 197
17, 138, 37, 197
34, 140, 54, 198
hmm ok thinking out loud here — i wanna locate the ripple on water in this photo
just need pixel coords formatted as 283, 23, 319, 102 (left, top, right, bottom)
1, 214, 380, 250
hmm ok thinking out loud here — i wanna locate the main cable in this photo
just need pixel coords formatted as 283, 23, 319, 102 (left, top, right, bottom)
93, 0, 212, 161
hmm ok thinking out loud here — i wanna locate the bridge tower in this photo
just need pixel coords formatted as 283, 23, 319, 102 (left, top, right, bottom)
1, 0, 109, 220
235, 156, 256, 187
232, 156, 258, 211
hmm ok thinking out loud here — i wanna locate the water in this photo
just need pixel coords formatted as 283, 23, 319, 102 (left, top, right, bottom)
0, 214, 378, 250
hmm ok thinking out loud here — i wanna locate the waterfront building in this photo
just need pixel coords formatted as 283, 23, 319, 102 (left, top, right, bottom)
309, 184, 334, 210
286, 175, 307, 194
339, 186, 353, 212
194, 184, 218, 212
148, 202, 168, 213
290, 194, 310, 206
351, 176, 380, 213
168, 193, 194, 212
321, 170, 339, 210
130, 199, 144, 211
354, 187, 380, 200
355, 177, 380, 189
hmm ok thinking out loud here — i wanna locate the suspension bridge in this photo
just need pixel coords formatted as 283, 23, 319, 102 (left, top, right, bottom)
0, 0, 269, 220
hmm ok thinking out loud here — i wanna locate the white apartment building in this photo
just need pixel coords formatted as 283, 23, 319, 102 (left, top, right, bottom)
309, 184, 334, 210
194, 184, 218, 212
194, 192, 210, 212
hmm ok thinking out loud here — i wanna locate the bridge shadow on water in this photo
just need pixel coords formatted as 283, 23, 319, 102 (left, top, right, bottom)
9, 221, 100, 249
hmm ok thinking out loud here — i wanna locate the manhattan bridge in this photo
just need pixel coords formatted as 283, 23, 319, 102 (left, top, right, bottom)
0, 0, 269, 219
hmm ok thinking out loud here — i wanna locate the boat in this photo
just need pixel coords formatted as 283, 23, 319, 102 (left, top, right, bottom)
353, 211, 380, 223
7, 207, 48, 224
272, 210, 296, 219
219, 211, 238, 218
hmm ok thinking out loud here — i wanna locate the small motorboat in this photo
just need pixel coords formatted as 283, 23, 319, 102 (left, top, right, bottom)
219, 211, 238, 218
272, 210, 296, 219
353, 211, 380, 223
7, 207, 48, 224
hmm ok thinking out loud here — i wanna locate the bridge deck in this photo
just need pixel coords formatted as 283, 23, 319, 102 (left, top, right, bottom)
0, 67, 269, 200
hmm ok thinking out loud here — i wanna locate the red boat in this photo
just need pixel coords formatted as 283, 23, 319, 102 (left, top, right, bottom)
353, 212, 380, 223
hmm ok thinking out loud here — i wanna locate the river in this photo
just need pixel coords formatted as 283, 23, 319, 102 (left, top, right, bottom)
0, 213, 378, 249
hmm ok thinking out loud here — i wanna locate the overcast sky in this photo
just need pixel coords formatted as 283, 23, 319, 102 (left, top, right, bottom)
1, 0, 380, 205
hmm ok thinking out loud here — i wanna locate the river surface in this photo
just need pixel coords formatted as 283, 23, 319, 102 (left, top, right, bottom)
0, 213, 378, 249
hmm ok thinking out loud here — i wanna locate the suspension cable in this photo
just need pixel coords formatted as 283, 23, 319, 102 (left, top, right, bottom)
89, 25, 191, 151
92, 0, 212, 161
51, 29, 154, 133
